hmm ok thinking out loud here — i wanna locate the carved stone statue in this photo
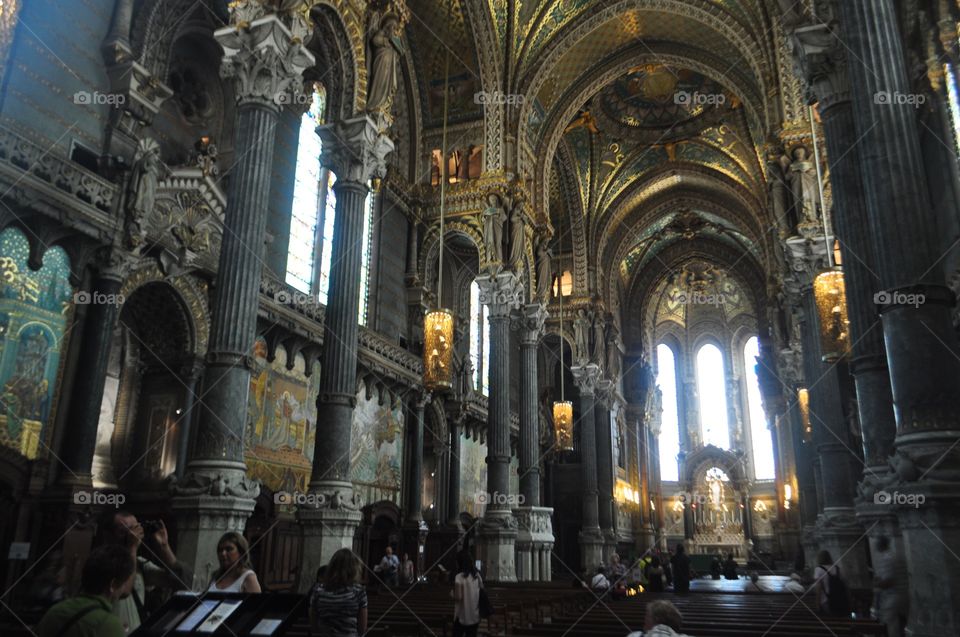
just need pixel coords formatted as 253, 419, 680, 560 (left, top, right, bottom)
508, 205, 526, 270
606, 332, 621, 381
592, 317, 606, 368
535, 237, 552, 303
786, 146, 820, 225
573, 310, 590, 365
366, 12, 404, 116
126, 137, 163, 248
483, 193, 507, 264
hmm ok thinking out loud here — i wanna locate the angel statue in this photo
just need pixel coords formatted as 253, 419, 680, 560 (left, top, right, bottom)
535, 237, 553, 303
126, 137, 164, 249
366, 10, 404, 116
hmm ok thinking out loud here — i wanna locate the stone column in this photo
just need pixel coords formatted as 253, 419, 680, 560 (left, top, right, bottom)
59, 258, 125, 487
595, 386, 617, 560
785, 239, 870, 589
447, 415, 462, 526
514, 303, 554, 581
518, 303, 546, 506
838, 3, 960, 633
790, 11, 904, 587
402, 393, 429, 580
173, 9, 315, 572
475, 271, 523, 581
175, 357, 204, 479
572, 363, 603, 573
297, 116, 393, 590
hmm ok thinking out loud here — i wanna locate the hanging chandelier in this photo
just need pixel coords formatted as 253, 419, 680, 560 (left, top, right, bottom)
423, 51, 455, 392
813, 269, 850, 362
553, 235, 573, 451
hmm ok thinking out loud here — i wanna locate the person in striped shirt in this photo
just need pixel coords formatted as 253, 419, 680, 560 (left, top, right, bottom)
309, 549, 368, 637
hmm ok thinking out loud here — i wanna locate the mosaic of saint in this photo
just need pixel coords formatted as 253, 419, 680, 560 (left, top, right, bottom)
0, 228, 73, 459
597, 65, 727, 130
349, 381, 405, 505
244, 337, 319, 495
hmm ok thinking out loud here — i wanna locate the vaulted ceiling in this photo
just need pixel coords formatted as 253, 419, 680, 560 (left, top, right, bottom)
402, 0, 793, 345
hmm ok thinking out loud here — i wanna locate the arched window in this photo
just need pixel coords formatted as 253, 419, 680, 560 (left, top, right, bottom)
744, 336, 775, 480
286, 84, 326, 294
656, 343, 680, 482
696, 343, 730, 449
469, 280, 490, 394
286, 84, 375, 322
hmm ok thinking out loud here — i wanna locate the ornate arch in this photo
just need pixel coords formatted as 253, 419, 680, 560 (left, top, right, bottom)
682, 444, 748, 490
307, 1, 367, 119
119, 263, 211, 356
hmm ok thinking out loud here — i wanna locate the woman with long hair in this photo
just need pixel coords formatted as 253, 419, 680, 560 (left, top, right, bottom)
309, 548, 368, 637
208, 532, 261, 593
450, 551, 482, 637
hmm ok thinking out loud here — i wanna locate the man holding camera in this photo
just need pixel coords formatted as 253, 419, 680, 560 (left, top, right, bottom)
96, 510, 192, 633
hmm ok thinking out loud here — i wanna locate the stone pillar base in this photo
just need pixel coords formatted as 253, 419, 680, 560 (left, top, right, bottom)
636, 524, 656, 554
602, 528, 618, 563
479, 510, 518, 582
297, 505, 362, 593
815, 507, 871, 590
895, 482, 960, 637
171, 494, 256, 587
401, 519, 429, 583
580, 527, 604, 576
514, 507, 554, 581
801, 524, 819, 572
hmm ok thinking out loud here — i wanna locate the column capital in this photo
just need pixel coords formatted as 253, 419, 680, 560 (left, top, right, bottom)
783, 234, 832, 293
517, 303, 548, 346
476, 271, 524, 318
318, 115, 395, 186
215, 12, 315, 108
572, 363, 602, 397
789, 18, 850, 112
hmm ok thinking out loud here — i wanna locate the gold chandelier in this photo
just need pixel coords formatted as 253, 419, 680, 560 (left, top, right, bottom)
552, 231, 573, 451
423, 52, 455, 391
813, 269, 850, 362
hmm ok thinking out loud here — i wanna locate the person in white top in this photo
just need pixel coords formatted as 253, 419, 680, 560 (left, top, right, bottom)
591, 567, 611, 593
208, 532, 261, 593
450, 552, 482, 637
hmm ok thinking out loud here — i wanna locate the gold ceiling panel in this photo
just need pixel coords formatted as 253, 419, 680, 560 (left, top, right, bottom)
535, 9, 746, 116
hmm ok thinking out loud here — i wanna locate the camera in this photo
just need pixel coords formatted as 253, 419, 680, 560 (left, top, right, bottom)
141, 519, 164, 536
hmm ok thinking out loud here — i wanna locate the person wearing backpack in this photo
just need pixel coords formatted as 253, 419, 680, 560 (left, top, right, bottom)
37, 544, 135, 637
450, 551, 483, 637
814, 550, 850, 616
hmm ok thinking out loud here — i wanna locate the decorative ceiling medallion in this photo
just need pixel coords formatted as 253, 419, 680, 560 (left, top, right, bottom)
587, 64, 733, 138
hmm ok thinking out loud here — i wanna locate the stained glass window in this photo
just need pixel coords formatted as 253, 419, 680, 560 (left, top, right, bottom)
656, 343, 680, 481
697, 343, 730, 449
286, 84, 326, 294
744, 336, 775, 480
470, 280, 490, 394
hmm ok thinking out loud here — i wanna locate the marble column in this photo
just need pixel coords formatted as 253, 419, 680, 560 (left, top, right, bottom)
174, 357, 204, 479
518, 303, 546, 506
447, 416, 462, 526
785, 241, 870, 589
59, 258, 125, 486
790, 12, 904, 590
839, 2, 960, 633
595, 386, 617, 560
402, 393, 429, 580
475, 271, 523, 581
297, 115, 393, 590
572, 363, 603, 573
514, 303, 554, 581
173, 10, 314, 572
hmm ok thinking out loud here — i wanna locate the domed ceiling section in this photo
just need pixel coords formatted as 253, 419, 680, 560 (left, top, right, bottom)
593, 64, 734, 132
650, 259, 753, 329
